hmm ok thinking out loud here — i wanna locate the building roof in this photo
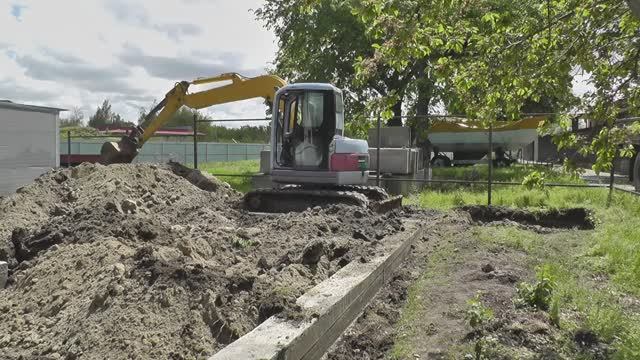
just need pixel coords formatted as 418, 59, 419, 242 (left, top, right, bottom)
0, 100, 66, 114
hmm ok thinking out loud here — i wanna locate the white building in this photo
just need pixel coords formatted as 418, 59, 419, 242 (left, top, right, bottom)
0, 100, 65, 195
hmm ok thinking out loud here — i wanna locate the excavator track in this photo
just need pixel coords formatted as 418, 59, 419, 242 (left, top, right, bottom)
244, 185, 402, 213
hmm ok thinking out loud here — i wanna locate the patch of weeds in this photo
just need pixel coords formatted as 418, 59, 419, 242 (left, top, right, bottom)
513, 190, 549, 207
465, 293, 495, 360
514, 277, 555, 311
475, 226, 540, 253
453, 191, 466, 206
465, 293, 494, 329
584, 297, 629, 343
615, 327, 640, 359
231, 237, 257, 249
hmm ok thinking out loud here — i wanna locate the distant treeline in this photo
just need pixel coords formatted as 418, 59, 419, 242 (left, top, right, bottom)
203, 125, 270, 143
59, 100, 271, 143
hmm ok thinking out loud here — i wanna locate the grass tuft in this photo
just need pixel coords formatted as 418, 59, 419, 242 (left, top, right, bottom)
199, 159, 260, 193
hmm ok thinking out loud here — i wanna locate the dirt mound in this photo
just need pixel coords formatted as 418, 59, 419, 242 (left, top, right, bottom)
0, 163, 402, 359
458, 205, 595, 230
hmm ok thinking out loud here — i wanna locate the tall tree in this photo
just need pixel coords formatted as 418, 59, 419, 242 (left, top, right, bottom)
59, 106, 84, 127
88, 100, 113, 128
352, 0, 640, 173
256, 0, 426, 134
88, 99, 133, 128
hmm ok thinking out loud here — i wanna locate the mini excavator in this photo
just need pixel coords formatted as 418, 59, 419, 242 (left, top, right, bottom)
100, 73, 401, 212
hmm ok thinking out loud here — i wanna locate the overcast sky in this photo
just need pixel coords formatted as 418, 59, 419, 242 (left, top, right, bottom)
0, 0, 276, 125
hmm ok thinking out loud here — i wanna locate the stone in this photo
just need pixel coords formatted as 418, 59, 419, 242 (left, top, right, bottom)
121, 199, 137, 214
237, 227, 261, 240
257, 257, 270, 270
481, 263, 495, 273
112, 263, 126, 277
301, 240, 324, 265
0, 261, 7, 288
104, 201, 122, 213
352, 229, 371, 242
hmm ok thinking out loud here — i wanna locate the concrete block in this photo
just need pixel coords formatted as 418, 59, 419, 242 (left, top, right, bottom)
0, 261, 7, 288
210, 221, 421, 360
368, 127, 411, 148
369, 148, 417, 174
260, 150, 271, 174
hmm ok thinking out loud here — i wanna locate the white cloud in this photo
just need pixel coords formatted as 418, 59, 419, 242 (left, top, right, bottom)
0, 0, 276, 123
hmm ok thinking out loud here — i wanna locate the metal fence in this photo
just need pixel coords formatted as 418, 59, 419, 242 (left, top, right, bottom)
192, 116, 271, 169
60, 133, 269, 166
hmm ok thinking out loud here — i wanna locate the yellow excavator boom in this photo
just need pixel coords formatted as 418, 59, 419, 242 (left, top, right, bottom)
100, 73, 286, 164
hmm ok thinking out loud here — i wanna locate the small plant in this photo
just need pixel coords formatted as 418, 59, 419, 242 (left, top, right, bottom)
232, 237, 257, 249
465, 294, 495, 360
466, 294, 494, 329
522, 170, 549, 197
514, 277, 555, 310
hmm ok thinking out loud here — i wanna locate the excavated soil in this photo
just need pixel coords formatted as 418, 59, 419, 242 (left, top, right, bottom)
459, 205, 595, 230
0, 162, 404, 360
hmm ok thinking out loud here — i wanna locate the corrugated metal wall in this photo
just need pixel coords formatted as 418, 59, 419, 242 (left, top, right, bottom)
0, 108, 58, 194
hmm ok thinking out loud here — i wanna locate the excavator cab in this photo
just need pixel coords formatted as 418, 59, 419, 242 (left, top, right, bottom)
268, 84, 370, 186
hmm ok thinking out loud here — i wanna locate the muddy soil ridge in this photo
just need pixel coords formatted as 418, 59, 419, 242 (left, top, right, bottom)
0, 162, 404, 359
458, 205, 595, 230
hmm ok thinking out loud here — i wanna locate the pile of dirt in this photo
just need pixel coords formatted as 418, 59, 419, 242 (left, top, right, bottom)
458, 205, 595, 230
0, 163, 403, 359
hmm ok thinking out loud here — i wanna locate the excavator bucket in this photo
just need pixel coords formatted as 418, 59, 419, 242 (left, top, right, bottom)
100, 137, 139, 164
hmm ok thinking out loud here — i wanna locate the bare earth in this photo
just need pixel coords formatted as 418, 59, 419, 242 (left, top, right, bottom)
0, 163, 406, 359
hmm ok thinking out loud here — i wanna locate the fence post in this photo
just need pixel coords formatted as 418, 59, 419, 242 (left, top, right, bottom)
67, 130, 71, 168
607, 150, 617, 207
376, 116, 381, 187
488, 122, 493, 206
205, 143, 209, 163
226, 143, 229, 162
193, 114, 198, 169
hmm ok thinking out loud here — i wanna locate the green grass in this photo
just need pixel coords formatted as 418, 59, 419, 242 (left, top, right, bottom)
199, 159, 259, 193
431, 164, 581, 184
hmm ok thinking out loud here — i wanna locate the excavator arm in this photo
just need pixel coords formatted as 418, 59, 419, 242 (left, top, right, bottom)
100, 73, 286, 164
